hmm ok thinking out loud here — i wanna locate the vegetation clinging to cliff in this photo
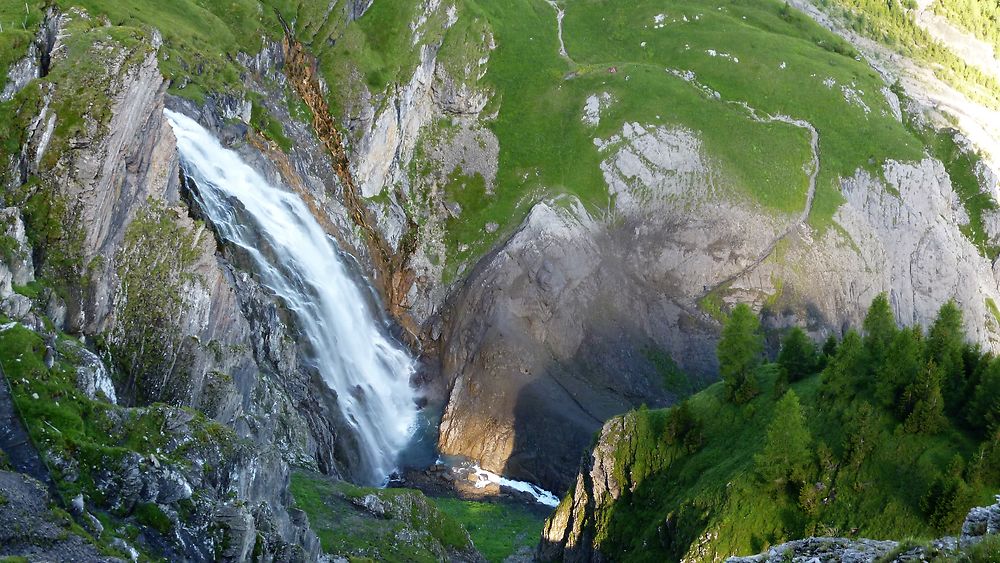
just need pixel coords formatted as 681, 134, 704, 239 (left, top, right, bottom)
0, 320, 248, 560
108, 200, 203, 405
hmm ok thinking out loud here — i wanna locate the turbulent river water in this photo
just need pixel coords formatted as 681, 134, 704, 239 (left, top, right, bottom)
166, 110, 418, 484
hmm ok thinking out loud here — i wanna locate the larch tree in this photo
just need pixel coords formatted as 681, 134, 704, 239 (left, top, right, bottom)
718, 304, 763, 404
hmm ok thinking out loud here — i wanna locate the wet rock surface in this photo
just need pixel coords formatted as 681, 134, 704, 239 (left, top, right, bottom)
0, 470, 121, 562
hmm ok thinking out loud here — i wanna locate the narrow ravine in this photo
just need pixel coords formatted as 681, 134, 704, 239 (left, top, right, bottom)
166, 110, 418, 485
278, 19, 419, 339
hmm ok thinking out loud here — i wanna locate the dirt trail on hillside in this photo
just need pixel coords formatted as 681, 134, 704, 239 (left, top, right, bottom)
702, 103, 820, 298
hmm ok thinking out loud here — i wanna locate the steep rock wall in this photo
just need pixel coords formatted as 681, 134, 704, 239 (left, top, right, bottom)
0, 7, 374, 558
437, 125, 790, 492
733, 158, 1000, 349
437, 113, 1000, 494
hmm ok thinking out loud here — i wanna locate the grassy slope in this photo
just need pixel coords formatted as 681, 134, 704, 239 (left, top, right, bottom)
0, 0, 941, 282
54, 0, 295, 101
290, 469, 546, 563
0, 1, 47, 80
445, 0, 818, 272
289, 471, 475, 562
579, 368, 994, 561
312, 0, 923, 278
432, 497, 547, 562
562, 0, 922, 231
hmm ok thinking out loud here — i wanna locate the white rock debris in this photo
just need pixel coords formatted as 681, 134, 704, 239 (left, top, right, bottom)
583, 92, 614, 126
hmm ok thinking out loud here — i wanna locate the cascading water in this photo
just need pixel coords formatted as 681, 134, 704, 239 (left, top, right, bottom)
165, 110, 417, 484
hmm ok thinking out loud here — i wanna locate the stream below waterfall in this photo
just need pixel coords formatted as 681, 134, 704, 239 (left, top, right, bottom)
166, 110, 558, 506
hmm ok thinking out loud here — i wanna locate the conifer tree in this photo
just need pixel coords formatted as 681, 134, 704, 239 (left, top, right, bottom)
927, 301, 966, 411
921, 455, 976, 532
778, 327, 818, 383
822, 335, 838, 358
863, 293, 898, 372
821, 330, 864, 401
903, 360, 946, 434
665, 399, 703, 453
876, 327, 924, 408
844, 401, 879, 469
718, 304, 763, 404
968, 359, 1000, 435
755, 390, 812, 484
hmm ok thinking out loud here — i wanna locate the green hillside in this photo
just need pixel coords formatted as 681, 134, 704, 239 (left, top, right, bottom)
0, 0, 931, 279
557, 298, 999, 560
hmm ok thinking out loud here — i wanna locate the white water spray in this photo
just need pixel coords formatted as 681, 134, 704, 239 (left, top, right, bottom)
165, 110, 417, 484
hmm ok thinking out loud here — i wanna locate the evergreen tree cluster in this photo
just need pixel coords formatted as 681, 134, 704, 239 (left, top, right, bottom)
817, 0, 1000, 109
717, 304, 764, 404
594, 296, 999, 559
821, 295, 994, 436
932, 0, 1000, 58
717, 294, 999, 531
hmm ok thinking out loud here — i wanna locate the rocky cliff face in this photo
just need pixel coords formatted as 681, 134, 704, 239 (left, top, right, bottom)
436, 124, 789, 492
16, 9, 359, 478
537, 415, 628, 562
429, 24, 1000, 500
333, 0, 497, 330
433, 104, 1000, 494
733, 156, 1000, 349
0, 6, 388, 560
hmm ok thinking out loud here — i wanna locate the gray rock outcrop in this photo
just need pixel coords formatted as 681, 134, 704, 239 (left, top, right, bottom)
726, 496, 1000, 562
0, 207, 35, 321
437, 124, 790, 493
732, 157, 1000, 348
437, 108, 1000, 494
0, 470, 121, 562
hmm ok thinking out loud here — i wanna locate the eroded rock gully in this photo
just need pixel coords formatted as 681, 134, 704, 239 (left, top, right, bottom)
279, 21, 419, 339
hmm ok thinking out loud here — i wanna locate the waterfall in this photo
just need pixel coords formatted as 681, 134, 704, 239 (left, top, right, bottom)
165, 110, 417, 484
